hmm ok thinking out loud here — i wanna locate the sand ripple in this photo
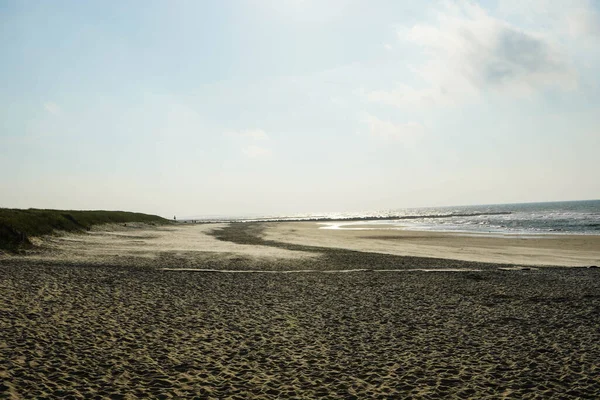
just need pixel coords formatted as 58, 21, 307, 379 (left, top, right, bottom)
2, 260, 599, 398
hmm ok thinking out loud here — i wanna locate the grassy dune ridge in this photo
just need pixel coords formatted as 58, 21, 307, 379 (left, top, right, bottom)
0, 208, 169, 251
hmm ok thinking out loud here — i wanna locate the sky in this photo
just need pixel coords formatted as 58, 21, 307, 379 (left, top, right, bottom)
1, 0, 599, 218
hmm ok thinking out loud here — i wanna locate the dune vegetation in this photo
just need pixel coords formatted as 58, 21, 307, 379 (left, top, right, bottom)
0, 208, 169, 251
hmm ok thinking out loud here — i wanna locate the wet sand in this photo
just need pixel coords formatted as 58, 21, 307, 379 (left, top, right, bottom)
1, 222, 600, 398
263, 222, 600, 267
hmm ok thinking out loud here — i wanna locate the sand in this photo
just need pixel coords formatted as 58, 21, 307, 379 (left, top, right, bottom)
19, 223, 315, 269
1, 222, 600, 398
263, 222, 600, 267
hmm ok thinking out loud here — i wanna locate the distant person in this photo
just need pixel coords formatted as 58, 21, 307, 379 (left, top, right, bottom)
174, 216, 176, 221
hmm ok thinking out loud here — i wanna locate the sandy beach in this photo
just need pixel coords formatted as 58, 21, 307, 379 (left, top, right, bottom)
263, 222, 600, 267
1, 222, 600, 398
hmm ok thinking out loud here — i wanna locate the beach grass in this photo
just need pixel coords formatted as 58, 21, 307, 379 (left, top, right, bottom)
0, 208, 169, 251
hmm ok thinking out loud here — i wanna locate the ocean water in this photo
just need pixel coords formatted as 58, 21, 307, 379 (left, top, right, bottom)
202, 200, 600, 236
321, 200, 600, 235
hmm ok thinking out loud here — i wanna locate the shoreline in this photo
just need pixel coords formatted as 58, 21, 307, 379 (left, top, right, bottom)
320, 222, 600, 238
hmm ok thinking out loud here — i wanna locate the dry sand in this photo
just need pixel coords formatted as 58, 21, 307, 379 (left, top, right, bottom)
19, 223, 316, 269
263, 222, 600, 267
1, 222, 600, 398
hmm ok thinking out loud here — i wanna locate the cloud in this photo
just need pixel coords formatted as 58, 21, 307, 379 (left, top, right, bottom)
242, 145, 272, 158
369, 2, 576, 108
362, 114, 425, 143
241, 129, 269, 141
368, 83, 456, 108
44, 102, 61, 115
498, 0, 600, 39
565, 5, 600, 39
225, 128, 269, 141
225, 128, 272, 158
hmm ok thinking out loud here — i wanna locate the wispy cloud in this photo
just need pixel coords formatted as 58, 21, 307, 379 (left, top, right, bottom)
226, 128, 269, 141
498, 0, 600, 39
566, 7, 600, 38
368, 83, 457, 108
362, 113, 425, 144
242, 145, 272, 158
369, 2, 576, 108
226, 128, 272, 158
241, 129, 269, 141
44, 102, 61, 115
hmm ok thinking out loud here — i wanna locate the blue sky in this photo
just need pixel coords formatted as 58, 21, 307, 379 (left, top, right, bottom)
1, 0, 599, 218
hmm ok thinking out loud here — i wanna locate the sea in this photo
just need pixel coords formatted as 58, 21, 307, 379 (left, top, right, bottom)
192, 200, 600, 236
